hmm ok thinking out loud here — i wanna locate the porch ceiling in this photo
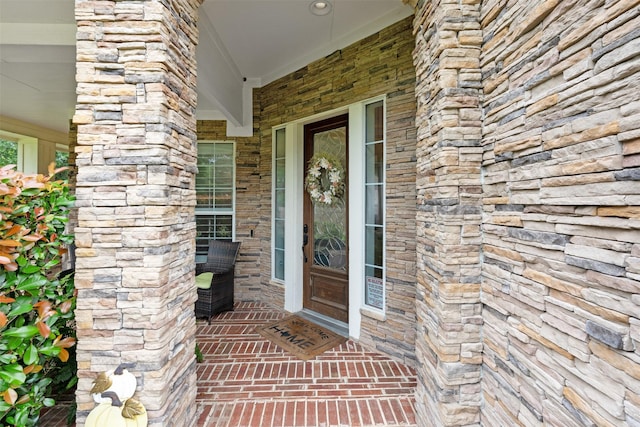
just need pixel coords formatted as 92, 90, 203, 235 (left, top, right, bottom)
0, 0, 412, 136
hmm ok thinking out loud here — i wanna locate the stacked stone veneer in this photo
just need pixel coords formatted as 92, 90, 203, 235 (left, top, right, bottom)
73, 0, 201, 425
256, 17, 418, 365
195, 119, 263, 301
479, 0, 640, 425
412, 0, 640, 425
412, 0, 484, 425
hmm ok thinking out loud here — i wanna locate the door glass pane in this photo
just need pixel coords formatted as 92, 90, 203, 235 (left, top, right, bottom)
312, 126, 347, 271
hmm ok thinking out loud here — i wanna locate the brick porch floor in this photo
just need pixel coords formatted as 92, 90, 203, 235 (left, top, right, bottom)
41, 301, 417, 426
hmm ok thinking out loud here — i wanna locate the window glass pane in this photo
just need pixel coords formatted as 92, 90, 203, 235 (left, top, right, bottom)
55, 150, 70, 181
197, 142, 234, 210
365, 226, 383, 266
275, 219, 285, 248
196, 191, 212, 208
214, 189, 233, 210
365, 101, 384, 143
195, 173, 209, 187
365, 143, 384, 184
365, 265, 383, 279
216, 217, 233, 239
275, 189, 285, 219
216, 143, 234, 158
365, 184, 383, 225
274, 248, 285, 280
198, 143, 215, 158
0, 139, 18, 166
214, 165, 233, 184
275, 159, 285, 188
195, 214, 233, 257
275, 128, 286, 158
364, 266, 384, 309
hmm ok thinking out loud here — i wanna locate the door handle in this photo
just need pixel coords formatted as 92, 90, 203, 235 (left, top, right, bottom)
302, 224, 309, 262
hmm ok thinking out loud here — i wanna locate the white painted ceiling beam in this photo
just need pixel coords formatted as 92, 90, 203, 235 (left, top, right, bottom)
196, 9, 246, 130
0, 23, 76, 46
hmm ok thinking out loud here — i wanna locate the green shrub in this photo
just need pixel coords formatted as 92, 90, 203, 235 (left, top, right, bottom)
0, 164, 76, 426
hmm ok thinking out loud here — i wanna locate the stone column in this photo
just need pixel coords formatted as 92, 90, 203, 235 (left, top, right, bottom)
412, 0, 484, 425
73, 0, 201, 424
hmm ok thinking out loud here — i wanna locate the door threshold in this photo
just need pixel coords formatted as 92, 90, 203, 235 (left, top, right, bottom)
296, 309, 349, 338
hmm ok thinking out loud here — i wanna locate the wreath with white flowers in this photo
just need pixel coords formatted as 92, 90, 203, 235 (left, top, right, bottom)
305, 153, 345, 205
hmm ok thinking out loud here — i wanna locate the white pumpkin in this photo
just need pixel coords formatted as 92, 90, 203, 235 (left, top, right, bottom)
85, 391, 148, 427
91, 365, 138, 403
85, 392, 127, 427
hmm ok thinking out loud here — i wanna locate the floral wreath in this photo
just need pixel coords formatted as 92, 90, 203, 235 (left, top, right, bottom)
305, 152, 345, 205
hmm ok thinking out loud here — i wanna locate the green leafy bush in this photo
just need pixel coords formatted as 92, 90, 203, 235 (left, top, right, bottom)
0, 164, 76, 426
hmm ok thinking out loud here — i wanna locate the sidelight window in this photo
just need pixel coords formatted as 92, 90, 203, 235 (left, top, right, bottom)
363, 100, 385, 310
273, 128, 286, 281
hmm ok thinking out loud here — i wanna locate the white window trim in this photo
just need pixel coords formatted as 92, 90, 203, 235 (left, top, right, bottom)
195, 140, 237, 261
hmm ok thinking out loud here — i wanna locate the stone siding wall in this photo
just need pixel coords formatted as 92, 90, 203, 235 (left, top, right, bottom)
412, 0, 484, 425
480, 0, 640, 426
257, 17, 418, 364
195, 119, 263, 301
73, 1, 201, 425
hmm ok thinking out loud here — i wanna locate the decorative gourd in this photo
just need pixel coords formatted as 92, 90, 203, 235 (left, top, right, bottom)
85, 391, 148, 427
122, 397, 148, 427
90, 372, 112, 403
85, 392, 127, 427
91, 364, 138, 403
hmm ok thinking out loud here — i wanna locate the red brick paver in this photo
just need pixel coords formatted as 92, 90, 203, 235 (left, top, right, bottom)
196, 302, 417, 427
40, 302, 417, 426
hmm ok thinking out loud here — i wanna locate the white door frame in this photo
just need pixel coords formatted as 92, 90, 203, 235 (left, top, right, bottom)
282, 103, 366, 340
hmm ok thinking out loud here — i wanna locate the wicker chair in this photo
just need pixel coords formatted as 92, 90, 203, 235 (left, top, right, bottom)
195, 240, 240, 323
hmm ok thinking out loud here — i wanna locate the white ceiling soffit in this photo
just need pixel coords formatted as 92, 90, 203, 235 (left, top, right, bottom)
198, 0, 412, 135
202, 0, 413, 85
0, 0, 77, 135
0, 0, 413, 136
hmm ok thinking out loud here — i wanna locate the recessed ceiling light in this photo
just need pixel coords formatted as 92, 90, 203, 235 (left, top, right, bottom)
310, 0, 332, 16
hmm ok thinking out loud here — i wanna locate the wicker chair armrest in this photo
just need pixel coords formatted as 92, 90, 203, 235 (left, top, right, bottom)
198, 263, 234, 274
195, 263, 206, 275
211, 266, 234, 275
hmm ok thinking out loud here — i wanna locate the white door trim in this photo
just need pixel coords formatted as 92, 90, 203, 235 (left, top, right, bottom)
282, 105, 364, 340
